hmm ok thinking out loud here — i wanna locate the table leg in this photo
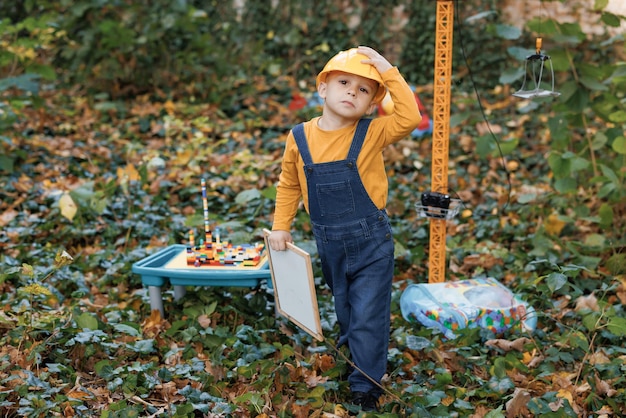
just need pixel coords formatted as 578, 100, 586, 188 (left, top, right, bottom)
174, 285, 186, 301
148, 286, 164, 317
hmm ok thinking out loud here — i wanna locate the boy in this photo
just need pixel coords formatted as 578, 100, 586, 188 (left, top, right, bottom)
269, 46, 421, 411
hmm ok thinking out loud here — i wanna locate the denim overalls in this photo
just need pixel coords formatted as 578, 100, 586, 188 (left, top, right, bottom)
293, 118, 394, 395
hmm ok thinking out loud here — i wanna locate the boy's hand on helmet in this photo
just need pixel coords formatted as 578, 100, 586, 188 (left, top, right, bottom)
357, 46, 393, 75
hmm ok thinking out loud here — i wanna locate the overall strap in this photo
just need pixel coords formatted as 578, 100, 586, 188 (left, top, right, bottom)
292, 123, 314, 165
293, 118, 372, 164
346, 118, 372, 160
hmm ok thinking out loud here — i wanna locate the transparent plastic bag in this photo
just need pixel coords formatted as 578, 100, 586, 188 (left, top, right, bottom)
400, 277, 536, 339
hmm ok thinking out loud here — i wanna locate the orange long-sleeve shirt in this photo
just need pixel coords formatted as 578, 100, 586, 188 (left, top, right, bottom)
272, 66, 422, 231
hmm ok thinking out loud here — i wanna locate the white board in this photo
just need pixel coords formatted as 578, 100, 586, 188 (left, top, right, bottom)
263, 229, 323, 341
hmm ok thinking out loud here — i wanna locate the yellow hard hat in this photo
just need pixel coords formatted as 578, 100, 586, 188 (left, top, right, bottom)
316, 48, 387, 103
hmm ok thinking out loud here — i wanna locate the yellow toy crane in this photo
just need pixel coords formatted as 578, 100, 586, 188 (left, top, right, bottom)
416, 0, 457, 283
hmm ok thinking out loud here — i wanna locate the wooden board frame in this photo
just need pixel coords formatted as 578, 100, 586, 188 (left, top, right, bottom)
263, 229, 323, 341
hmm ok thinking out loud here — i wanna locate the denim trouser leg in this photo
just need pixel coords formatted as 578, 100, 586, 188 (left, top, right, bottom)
316, 222, 394, 394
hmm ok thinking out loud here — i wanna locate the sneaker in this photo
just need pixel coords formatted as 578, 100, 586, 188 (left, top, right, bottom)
351, 391, 379, 412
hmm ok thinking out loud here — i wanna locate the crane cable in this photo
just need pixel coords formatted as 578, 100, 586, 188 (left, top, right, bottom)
453, 0, 513, 214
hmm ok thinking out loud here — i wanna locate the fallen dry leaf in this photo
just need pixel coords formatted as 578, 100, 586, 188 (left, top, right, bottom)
575, 293, 599, 312
304, 371, 329, 388
314, 353, 335, 373
0, 209, 18, 227
545, 212, 567, 236
594, 373, 617, 397
197, 314, 211, 328
485, 337, 532, 352
505, 387, 531, 418
59, 192, 77, 221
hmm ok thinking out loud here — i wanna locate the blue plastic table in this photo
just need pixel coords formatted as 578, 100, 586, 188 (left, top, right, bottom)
132, 245, 271, 316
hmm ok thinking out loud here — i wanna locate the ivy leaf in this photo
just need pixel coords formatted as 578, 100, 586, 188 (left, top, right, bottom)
465, 10, 497, 23
261, 185, 276, 200
592, 131, 608, 150
584, 234, 606, 248
112, 323, 141, 337
484, 406, 506, 418
593, 0, 609, 11
546, 272, 568, 293
488, 376, 515, 393
95, 360, 116, 379
129, 339, 155, 354
600, 164, 620, 184
608, 110, 626, 123
612, 136, 626, 154
495, 24, 522, 40
0, 154, 14, 173
579, 75, 608, 91
598, 203, 613, 229
75, 312, 99, 330
565, 88, 590, 112
492, 357, 507, 379
500, 137, 519, 155
234, 391, 264, 410
507, 46, 531, 61
601, 12, 621, 27
547, 49, 570, 72
235, 188, 261, 204
607, 316, 626, 336
0, 74, 41, 94
606, 253, 626, 275
582, 312, 600, 332
500, 67, 525, 84
554, 177, 576, 193
405, 335, 432, 350
548, 153, 571, 179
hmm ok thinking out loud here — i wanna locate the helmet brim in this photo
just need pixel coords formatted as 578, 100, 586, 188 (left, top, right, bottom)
316, 49, 387, 103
